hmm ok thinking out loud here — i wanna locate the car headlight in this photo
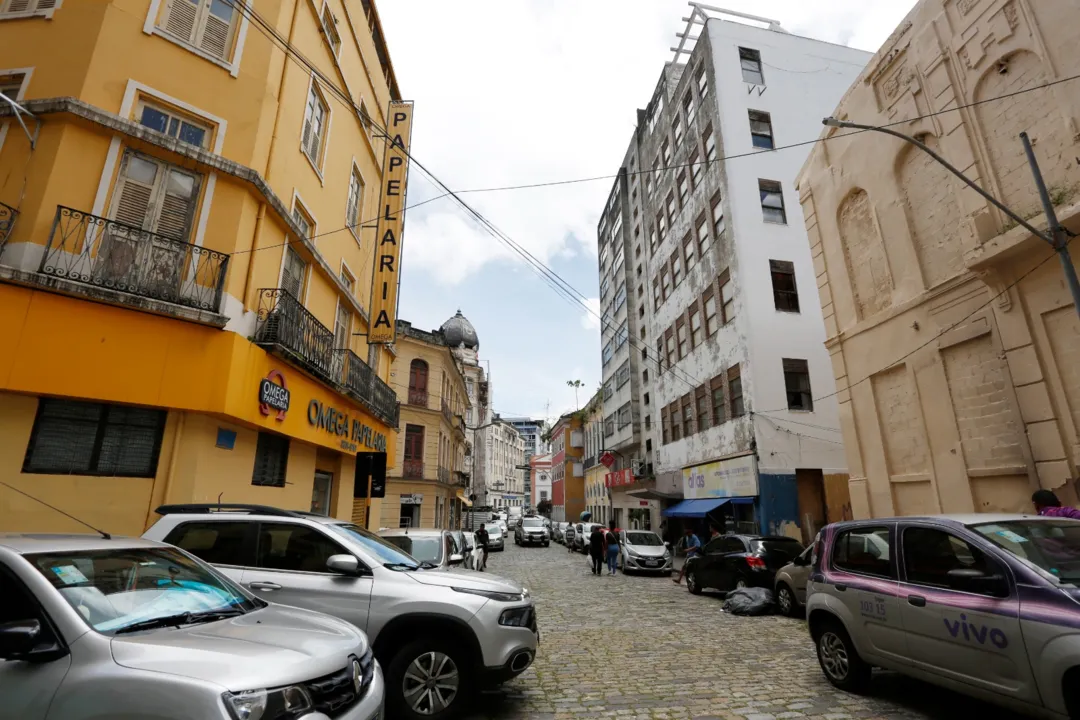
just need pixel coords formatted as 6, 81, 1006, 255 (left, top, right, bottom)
626, 549, 641, 558
499, 606, 532, 627
222, 684, 312, 720
452, 586, 526, 602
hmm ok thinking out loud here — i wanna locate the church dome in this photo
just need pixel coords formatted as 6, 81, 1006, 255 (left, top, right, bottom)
440, 310, 479, 349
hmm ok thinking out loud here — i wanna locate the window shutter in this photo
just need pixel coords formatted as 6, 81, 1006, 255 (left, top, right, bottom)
197, 2, 235, 60
151, 168, 199, 241
37, 0, 58, 8
6, 0, 32, 13
282, 247, 305, 299
112, 154, 161, 230
164, 0, 200, 43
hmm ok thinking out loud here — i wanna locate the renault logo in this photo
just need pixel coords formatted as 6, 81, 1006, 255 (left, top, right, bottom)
351, 658, 363, 693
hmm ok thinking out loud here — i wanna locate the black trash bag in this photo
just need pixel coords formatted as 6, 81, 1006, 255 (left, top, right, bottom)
722, 587, 775, 616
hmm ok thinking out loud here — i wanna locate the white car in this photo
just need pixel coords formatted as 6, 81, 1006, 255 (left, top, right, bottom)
462, 531, 485, 570
807, 514, 1080, 719
618, 529, 673, 574
495, 520, 508, 538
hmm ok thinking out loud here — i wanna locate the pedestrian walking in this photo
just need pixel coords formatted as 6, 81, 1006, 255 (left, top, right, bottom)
672, 528, 701, 585
1032, 489, 1080, 519
605, 520, 621, 575
476, 523, 490, 571
588, 524, 605, 575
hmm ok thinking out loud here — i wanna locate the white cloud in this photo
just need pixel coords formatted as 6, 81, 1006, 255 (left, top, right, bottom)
380, 1, 915, 288
580, 298, 602, 331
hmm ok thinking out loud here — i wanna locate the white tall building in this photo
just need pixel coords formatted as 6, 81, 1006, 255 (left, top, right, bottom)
503, 417, 548, 504
598, 6, 870, 541
486, 420, 526, 508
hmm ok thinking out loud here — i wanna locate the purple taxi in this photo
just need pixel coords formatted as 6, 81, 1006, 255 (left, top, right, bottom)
806, 514, 1080, 719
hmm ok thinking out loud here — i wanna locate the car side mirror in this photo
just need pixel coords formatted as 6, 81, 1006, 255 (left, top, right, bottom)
326, 554, 360, 575
793, 555, 808, 567
448, 554, 465, 565
0, 619, 41, 660
946, 568, 1008, 597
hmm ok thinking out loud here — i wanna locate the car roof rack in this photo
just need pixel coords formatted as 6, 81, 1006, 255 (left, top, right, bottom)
154, 503, 306, 518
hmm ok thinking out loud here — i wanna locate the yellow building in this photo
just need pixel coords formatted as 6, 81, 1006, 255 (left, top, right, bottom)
581, 390, 607, 524
382, 318, 471, 529
0, 0, 405, 535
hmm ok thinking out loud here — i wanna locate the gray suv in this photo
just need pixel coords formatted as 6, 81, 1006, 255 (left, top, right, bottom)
144, 504, 538, 720
0, 533, 382, 720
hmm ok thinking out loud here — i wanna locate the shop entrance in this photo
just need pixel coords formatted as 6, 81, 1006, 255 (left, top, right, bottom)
399, 496, 420, 528
311, 471, 333, 515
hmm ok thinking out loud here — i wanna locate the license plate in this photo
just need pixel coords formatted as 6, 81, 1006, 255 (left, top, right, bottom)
646, 560, 658, 567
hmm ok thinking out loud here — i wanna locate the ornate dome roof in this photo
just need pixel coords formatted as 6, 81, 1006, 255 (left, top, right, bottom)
440, 310, 478, 349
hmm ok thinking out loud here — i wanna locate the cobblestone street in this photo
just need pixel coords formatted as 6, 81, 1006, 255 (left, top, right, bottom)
465, 542, 1024, 720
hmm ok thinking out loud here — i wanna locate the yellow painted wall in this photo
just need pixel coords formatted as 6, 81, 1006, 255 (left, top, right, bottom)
380, 480, 457, 530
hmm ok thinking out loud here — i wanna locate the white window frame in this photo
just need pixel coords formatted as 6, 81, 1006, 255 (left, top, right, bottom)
290, 190, 318, 243
339, 259, 356, 298
319, 1, 342, 58
143, 0, 252, 77
134, 98, 213, 150
0, 0, 61, 21
0, 66, 33, 156
301, 74, 333, 181
346, 159, 366, 245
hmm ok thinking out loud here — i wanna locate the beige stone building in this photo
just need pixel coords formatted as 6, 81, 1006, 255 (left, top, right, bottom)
382, 318, 471, 529
796, 0, 1080, 518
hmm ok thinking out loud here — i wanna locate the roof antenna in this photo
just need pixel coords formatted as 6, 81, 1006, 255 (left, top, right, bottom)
0, 480, 111, 539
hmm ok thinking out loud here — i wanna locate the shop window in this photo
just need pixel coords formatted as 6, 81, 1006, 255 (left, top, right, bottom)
252, 431, 289, 487
159, 0, 240, 61
23, 399, 166, 477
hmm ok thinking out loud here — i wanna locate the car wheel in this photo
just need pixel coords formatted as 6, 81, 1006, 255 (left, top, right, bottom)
777, 584, 797, 617
685, 570, 702, 595
387, 639, 470, 720
816, 621, 871, 693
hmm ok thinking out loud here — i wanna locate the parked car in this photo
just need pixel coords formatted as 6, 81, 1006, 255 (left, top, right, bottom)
574, 523, 605, 554
773, 545, 813, 616
1, 532, 384, 720
618, 529, 673, 574
494, 520, 509, 538
486, 525, 505, 552
514, 516, 550, 547
378, 529, 464, 570
461, 531, 484, 570
145, 504, 537, 720
807, 514, 1080, 719
683, 534, 804, 595
551, 523, 564, 543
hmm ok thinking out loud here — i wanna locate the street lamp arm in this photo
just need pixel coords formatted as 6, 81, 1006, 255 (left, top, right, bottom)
822, 117, 1053, 244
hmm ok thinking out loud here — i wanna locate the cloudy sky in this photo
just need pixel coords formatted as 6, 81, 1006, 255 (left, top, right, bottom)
377, 1, 916, 424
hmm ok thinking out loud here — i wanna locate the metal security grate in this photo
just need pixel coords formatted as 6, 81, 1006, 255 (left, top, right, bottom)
251, 432, 289, 487
23, 399, 166, 477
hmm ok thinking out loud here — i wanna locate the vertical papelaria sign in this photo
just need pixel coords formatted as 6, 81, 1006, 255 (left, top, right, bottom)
368, 101, 414, 344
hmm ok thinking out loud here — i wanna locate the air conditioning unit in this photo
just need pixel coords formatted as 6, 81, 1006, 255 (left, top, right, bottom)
631, 458, 645, 477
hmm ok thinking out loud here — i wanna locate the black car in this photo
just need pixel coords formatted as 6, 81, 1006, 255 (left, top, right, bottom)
684, 534, 804, 595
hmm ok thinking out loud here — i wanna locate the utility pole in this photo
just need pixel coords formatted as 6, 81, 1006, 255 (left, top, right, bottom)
823, 118, 1080, 320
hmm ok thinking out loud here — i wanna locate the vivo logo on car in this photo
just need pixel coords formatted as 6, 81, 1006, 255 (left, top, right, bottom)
943, 614, 1008, 649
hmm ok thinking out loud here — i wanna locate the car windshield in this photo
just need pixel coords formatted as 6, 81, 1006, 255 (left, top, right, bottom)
626, 532, 663, 546
463, 532, 476, 545
973, 520, 1080, 584
523, 518, 543, 527
27, 547, 259, 635
380, 535, 444, 565
326, 523, 420, 569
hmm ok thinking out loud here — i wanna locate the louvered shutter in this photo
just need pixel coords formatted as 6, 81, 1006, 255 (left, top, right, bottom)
111, 154, 159, 231
282, 247, 305, 299
197, 0, 235, 59
164, 0, 199, 42
5, 0, 32, 13
150, 168, 199, 241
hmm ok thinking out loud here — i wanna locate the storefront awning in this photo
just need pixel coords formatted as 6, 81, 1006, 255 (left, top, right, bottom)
662, 497, 754, 518
456, 491, 472, 508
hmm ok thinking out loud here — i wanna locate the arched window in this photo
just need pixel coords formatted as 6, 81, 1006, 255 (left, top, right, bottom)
409, 359, 429, 405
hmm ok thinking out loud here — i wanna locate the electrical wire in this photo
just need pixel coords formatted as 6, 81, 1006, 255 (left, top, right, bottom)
750, 411, 844, 434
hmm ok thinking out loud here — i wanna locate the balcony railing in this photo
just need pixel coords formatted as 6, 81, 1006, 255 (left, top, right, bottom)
438, 467, 450, 484
256, 289, 399, 428
0, 200, 17, 254
256, 288, 338, 383
408, 388, 428, 407
41, 206, 229, 312
336, 349, 400, 428
441, 399, 452, 424
403, 459, 424, 478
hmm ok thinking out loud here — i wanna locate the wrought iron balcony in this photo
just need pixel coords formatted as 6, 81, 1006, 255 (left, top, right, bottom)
256, 289, 338, 383
336, 349, 400, 428
256, 289, 400, 428
403, 459, 424, 478
0, 200, 17, 254
438, 467, 450, 484
441, 399, 452, 424
40, 206, 229, 311
408, 388, 428, 407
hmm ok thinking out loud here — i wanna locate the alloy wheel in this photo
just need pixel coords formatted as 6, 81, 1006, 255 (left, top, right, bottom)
778, 586, 793, 614
402, 651, 460, 715
686, 571, 697, 592
819, 631, 850, 681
